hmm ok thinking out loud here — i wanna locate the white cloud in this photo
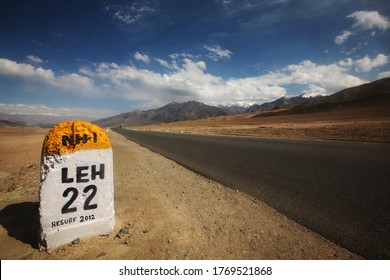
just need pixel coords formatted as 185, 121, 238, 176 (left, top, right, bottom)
0, 102, 117, 119
338, 58, 354, 67
26, 55, 44, 63
80, 56, 367, 108
271, 60, 366, 93
377, 71, 390, 79
113, 10, 140, 24
204, 45, 233, 60
0, 54, 374, 111
80, 57, 266, 107
154, 58, 170, 68
102, 1, 155, 25
335, 30, 353, 44
302, 84, 327, 97
0, 58, 95, 95
169, 52, 195, 60
348, 11, 390, 30
355, 54, 389, 72
56, 73, 95, 94
335, 11, 389, 45
134, 52, 150, 63
0, 103, 52, 114
154, 58, 180, 70
0, 58, 54, 80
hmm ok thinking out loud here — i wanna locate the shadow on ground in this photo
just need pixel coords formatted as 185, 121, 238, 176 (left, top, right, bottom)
0, 202, 40, 249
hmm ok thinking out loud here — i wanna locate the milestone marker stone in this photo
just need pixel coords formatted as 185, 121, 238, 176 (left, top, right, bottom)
39, 120, 115, 251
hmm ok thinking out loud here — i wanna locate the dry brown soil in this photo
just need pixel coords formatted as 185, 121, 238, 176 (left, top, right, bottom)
135, 107, 390, 143
0, 126, 363, 260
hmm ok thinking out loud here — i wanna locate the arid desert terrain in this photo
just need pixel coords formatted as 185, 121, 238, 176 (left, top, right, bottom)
3, 116, 385, 259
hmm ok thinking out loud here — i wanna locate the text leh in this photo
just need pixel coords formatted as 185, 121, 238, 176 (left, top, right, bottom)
62, 164, 105, 183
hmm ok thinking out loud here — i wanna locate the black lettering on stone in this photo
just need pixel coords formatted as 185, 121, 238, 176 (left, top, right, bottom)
62, 135, 74, 146
91, 164, 105, 180
75, 134, 88, 144
76, 166, 89, 183
62, 133, 94, 146
61, 168, 74, 183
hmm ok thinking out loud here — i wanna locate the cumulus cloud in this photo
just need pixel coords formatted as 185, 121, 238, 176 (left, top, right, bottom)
204, 45, 233, 60
56, 73, 95, 93
335, 11, 389, 45
0, 58, 54, 80
267, 60, 366, 93
335, 30, 353, 44
134, 52, 151, 63
0, 58, 95, 95
79, 55, 368, 108
26, 55, 44, 63
377, 71, 390, 79
0, 102, 117, 119
337, 58, 354, 67
0, 103, 52, 115
355, 54, 389, 72
348, 11, 390, 30
154, 58, 170, 68
0, 55, 372, 111
154, 58, 180, 70
302, 84, 327, 97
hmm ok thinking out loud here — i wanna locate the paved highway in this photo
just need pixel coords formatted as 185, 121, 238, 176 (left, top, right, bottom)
113, 128, 390, 259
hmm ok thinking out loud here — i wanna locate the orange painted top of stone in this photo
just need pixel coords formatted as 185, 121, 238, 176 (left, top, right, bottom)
42, 120, 111, 156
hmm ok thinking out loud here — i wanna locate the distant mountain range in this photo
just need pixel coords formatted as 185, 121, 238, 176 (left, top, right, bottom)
94, 101, 228, 127
252, 76, 390, 118
1, 77, 389, 128
218, 104, 249, 114
0, 119, 25, 127
0, 113, 95, 128
246, 95, 318, 113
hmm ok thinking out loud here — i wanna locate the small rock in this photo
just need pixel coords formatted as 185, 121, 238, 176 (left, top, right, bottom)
97, 251, 107, 258
72, 238, 80, 245
168, 239, 173, 243
119, 227, 129, 234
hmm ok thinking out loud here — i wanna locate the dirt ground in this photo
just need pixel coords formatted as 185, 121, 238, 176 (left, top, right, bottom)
0, 126, 363, 260
135, 108, 390, 143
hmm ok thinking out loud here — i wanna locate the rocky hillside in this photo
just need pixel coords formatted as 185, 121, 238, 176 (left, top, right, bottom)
253, 77, 390, 117
95, 101, 228, 127
246, 95, 319, 113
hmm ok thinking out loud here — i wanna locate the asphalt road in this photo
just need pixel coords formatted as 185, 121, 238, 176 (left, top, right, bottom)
112, 128, 390, 259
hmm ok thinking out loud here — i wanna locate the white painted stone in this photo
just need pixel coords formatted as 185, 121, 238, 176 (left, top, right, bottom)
39, 122, 115, 251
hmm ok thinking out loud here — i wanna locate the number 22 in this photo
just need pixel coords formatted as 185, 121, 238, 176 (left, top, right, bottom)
62, 185, 98, 214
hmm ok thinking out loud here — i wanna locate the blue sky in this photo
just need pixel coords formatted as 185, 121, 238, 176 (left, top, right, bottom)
1, 0, 390, 119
